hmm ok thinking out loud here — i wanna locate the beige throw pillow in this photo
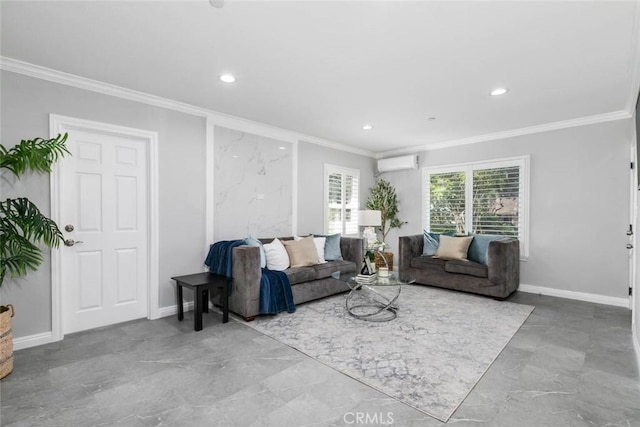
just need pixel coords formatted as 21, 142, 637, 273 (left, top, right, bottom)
282, 236, 319, 267
433, 235, 473, 261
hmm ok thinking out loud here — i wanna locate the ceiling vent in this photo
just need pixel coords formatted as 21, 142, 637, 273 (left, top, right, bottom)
377, 155, 419, 173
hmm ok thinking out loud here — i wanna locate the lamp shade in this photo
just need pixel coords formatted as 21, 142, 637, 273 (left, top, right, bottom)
358, 210, 381, 227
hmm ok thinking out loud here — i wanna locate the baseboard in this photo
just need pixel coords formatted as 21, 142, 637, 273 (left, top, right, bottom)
633, 321, 640, 373
13, 332, 57, 351
157, 301, 195, 318
518, 284, 630, 308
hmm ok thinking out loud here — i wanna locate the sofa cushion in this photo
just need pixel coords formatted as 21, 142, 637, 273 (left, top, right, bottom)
468, 234, 505, 265
244, 236, 266, 268
324, 233, 343, 261
313, 237, 327, 263
313, 260, 357, 279
410, 255, 446, 269
434, 235, 473, 261
282, 236, 319, 267
285, 266, 318, 285
264, 238, 289, 271
445, 259, 488, 278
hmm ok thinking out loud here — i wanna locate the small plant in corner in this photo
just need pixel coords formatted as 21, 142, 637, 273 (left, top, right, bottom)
366, 178, 407, 246
0, 133, 69, 379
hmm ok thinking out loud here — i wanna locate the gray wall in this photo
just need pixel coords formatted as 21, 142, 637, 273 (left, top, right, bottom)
297, 142, 376, 236
0, 71, 376, 341
213, 127, 293, 240
384, 119, 632, 299
0, 71, 207, 338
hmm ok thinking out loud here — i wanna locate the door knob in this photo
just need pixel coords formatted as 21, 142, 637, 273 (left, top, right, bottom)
64, 224, 75, 232
64, 239, 84, 247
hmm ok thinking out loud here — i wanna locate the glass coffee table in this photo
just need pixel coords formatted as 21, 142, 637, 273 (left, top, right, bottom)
332, 271, 415, 322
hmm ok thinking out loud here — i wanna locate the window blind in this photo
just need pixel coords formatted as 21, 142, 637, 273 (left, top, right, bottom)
472, 166, 520, 237
325, 166, 360, 235
424, 157, 528, 256
428, 171, 466, 234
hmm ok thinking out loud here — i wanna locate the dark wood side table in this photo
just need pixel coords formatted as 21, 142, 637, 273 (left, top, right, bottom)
172, 272, 229, 331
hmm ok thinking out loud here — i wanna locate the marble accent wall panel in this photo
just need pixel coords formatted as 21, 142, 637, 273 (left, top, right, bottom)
214, 126, 293, 240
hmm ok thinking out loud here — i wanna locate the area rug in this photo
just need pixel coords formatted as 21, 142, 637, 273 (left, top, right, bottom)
242, 284, 534, 422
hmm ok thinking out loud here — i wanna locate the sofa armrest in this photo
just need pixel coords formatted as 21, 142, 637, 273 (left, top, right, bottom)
399, 235, 423, 273
487, 238, 520, 291
340, 237, 364, 265
230, 245, 262, 319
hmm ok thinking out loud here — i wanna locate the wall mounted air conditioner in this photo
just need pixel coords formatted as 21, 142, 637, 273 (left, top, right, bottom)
377, 155, 419, 173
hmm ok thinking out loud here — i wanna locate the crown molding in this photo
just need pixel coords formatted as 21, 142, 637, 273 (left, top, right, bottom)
376, 110, 632, 158
0, 56, 375, 158
1, 56, 633, 160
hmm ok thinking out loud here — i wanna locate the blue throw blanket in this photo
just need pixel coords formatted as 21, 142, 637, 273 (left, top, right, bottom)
259, 269, 296, 315
204, 240, 246, 278
204, 240, 295, 315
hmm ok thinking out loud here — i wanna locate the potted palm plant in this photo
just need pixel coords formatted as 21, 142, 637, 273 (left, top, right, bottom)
0, 133, 69, 379
365, 178, 407, 270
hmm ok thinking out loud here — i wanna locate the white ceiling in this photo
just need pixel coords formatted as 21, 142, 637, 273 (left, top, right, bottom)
2, 1, 639, 155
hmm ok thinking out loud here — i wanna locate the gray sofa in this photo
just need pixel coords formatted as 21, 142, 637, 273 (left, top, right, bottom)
220, 236, 363, 321
398, 234, 520, 299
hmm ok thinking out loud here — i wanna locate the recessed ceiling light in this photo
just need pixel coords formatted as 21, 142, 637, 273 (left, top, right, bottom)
278, 146, 287, 150
232, 155, 239, 158
427, 117, 436, 121
362, 124, 374, 130
219, 74, 236, 84
490, 88, 508, 96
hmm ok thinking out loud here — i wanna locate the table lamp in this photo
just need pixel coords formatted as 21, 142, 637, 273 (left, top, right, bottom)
358, 210, 381, 248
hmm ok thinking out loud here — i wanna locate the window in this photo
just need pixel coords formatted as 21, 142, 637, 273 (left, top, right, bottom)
325, 165, 360, 235
423, 156, 529, 257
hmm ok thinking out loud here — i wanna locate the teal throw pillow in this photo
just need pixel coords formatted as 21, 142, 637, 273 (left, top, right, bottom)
324, 233, 343, 261
423, 231, 439, 256
467, 234, 504, 265
244, 236, 266, 268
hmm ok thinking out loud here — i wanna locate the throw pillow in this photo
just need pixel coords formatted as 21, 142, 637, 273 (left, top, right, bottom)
422, 230, 456, 256
467, 234, 506, 265
323, 233, 343, 261
244, 235, 266, 268
434, 235, 474, 261
313, 236, 327, 263
282, 236, 320, 268
423, 231, 439, 256
263, 238, 290, 271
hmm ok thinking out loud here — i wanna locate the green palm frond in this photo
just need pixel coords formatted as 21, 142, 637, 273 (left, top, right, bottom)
0, 133, 69, 286
0, 133, 69, 177
0, 198, 63, 281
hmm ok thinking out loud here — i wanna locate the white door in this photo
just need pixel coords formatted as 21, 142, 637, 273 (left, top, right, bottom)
59, 129, 149, 334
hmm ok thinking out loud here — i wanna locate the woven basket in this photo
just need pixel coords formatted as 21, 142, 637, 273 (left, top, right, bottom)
0, 304, 14, 380
374, 252, 394, 271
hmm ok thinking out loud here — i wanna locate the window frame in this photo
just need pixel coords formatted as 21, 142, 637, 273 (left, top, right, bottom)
324, 164, 360, 236
422, 155, 530, 259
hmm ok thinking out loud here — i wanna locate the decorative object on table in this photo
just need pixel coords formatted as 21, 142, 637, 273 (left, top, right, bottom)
357, 209, 381, 249
0, 133, 69, 379
378, 266, 389, 278
361, 253, 376, 275
365, 179, 407, 270
244, 284, 534, 422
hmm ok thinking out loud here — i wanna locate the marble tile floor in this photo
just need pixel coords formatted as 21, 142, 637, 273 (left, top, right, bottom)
1, 291, 639, 427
